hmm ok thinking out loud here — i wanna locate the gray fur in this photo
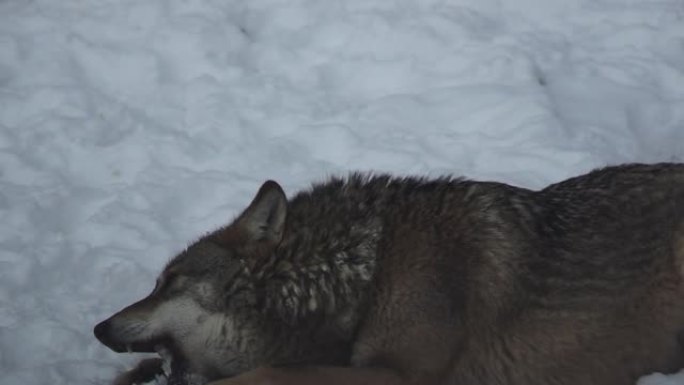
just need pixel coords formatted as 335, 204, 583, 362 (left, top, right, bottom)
95, 163, 684, 385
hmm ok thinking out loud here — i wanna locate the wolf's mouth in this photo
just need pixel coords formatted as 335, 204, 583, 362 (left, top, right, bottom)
100, 335, 173, 354
94, 322, 208, 384
112, 340, 163, 354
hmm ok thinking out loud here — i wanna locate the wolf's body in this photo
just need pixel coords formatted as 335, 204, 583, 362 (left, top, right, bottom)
95, 163, 684, 385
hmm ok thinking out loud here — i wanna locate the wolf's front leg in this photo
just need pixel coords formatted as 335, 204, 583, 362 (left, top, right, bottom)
206, 366, 408, 385
111, 358, 164, 385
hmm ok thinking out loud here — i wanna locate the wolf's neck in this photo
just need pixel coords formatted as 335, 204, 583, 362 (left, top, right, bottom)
258, 213, 382, 329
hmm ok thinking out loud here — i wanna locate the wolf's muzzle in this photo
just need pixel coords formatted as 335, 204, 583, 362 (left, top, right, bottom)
94, 319, 160, 353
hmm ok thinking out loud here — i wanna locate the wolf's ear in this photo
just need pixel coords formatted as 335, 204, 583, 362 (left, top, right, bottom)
236, 180, 287, 244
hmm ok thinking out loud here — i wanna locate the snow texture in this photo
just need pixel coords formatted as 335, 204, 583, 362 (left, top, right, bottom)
0, 0, 683, 384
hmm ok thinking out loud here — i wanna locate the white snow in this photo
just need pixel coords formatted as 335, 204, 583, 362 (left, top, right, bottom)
0, 0, 683, 384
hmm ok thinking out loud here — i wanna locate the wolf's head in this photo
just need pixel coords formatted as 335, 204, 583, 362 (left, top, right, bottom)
94, 181, 288, 380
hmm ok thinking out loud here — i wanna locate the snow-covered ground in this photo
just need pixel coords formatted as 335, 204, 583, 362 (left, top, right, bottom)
0, 0, 683, 384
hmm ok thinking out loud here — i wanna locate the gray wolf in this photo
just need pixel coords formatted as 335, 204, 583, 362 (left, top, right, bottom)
94, 163, 684, 385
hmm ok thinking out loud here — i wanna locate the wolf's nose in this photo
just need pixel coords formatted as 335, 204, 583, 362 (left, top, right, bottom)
93, 320, 110, 343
